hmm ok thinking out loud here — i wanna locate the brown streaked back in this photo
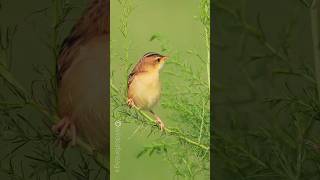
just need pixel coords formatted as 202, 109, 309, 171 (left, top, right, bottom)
57, 0, 109, 85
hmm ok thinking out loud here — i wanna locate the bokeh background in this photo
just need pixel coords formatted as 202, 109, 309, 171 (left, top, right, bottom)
110, 0, 210, 179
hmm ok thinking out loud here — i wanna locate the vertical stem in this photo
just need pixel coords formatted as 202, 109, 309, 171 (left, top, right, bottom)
203, 0, 210, 92
52, 0, 60, 104
205, 27, 210, 92
53, 0, 59, 60
310, 0, 320, 101
295, 135, 303, 180
198, 100, 205, 143
200, 0, 210, 91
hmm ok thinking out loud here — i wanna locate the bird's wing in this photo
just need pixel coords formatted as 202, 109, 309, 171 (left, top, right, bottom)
127, 72, 135, 88
127, 60, 147, 88
57, 0, 108, 85
57, 35, 81, 85
127, 62, 139, 88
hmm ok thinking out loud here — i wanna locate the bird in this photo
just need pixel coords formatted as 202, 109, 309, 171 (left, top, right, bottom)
51, 0, 109, 156
127, 52, 168, 131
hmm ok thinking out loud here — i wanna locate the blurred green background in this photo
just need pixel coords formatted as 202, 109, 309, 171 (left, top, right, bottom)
110, 0, 209, 179
213, 0, 320, 179
2, 0, 320, 179
0, 0, 209, 179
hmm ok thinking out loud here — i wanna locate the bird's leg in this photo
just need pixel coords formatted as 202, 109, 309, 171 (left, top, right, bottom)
150, 110, 165, 131
52, 117, 77, 147
69, 122, 77, 146
127, 98, 135, 108
156, 116, 165, 131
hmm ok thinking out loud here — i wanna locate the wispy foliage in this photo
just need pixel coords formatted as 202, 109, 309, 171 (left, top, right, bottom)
0, 1, 108, 179
111, 0, 210, 179
213, 0, 320, 179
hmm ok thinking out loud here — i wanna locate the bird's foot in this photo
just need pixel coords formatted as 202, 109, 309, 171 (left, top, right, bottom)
155, 117, 165, 131
52, 117, 77, 147
127, 98, 136, 108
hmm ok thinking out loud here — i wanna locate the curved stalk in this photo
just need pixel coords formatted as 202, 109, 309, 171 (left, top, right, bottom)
110, 82, 209, 151
310, 0, 320, 101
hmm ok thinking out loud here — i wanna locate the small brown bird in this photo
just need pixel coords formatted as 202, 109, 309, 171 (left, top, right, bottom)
127, 52, 168, 131
52, 0, 109, 155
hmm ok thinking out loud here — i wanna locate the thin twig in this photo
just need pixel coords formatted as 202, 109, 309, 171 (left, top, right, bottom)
310, 0, 320, 101
198, 100, 206, 143
110, 82, 209, 151
0, 65, 109, 170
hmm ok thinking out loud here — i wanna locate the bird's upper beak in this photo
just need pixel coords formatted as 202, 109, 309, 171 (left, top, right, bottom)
162, 56, 168, 61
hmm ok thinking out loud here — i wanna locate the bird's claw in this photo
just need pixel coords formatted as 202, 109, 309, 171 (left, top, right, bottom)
155, 117, 165, 131
127, 98, 135, 108
52, 117, 77, 148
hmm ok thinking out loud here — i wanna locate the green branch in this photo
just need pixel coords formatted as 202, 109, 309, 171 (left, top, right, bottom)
110, 81, 209, 151
0, 64, 109, 171
310, 0, 320, 101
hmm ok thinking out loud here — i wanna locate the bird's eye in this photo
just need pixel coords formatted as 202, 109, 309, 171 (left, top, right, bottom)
157, 58, 161, 62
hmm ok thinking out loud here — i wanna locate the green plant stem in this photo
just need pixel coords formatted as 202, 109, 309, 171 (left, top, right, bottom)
52, 0, 59, 60
28, 101, 109, 170
310, 0, 320, 101
27, 101, 109, 170
51, 0, 60, 106
215, 2, 290, 64
205, 27, 210, 92
198, 100, 206, 143
110, 81, 209, 151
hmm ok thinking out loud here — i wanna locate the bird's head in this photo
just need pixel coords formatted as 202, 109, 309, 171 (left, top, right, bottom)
140, 52, 168, 72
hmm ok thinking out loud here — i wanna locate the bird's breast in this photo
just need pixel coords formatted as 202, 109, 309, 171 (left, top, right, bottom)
58, 35, 109, 153
129, 72, 161, 109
